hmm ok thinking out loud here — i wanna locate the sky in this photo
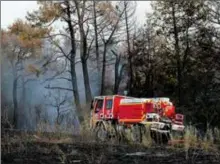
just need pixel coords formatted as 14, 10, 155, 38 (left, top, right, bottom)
1, 1, 38, 29
1, 1, 152, 29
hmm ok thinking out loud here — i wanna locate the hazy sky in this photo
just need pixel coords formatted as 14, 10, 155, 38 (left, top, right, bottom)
1, 1, 152, 29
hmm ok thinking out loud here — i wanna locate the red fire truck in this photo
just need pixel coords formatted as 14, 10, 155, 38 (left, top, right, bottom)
90, 95, 184, 144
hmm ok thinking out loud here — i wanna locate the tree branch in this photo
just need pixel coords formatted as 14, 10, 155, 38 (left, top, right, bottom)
45, 85, 73, 91
56, 77, 72, 82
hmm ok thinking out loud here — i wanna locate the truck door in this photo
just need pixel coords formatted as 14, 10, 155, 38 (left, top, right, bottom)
94, 99, 104, 120
90, 98, 104, 128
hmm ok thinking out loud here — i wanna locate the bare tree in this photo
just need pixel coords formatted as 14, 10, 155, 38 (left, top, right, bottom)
98, 2, 126, 95
45, 90, 71, 125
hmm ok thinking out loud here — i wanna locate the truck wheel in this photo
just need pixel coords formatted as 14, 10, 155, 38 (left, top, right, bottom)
109, 123, 120, 144
95, 123, 107, 142
171, 130, 185, 140
131, 124, 142, 143
117, 125, 130, 144
150, 130, 170, 144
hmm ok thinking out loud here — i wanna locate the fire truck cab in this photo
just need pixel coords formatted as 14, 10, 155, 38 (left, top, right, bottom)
90, 95, 126, 128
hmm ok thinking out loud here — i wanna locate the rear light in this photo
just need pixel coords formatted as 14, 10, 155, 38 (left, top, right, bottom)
100, 114, 104, 119
174, 114, 184, 125
175, 114, 184, 120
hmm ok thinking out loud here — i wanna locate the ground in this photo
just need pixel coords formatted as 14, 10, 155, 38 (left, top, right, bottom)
1, 129, 220, 164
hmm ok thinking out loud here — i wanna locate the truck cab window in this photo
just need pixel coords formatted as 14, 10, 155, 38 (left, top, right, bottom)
95, 99, 103, 113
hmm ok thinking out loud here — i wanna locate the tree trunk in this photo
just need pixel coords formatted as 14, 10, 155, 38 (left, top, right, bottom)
56, 107, 60, 125
114, 57, 120, 94
21, 76, 26, 129
93, 0, 100, 74
70, 52, 81, 111
80, 32, 92, 103
124, 2, 133, 95
13, 77, 18, 128
171, 3, 182, 105
66, 0, 82, 113
93, 0, 101, 95
81, 57, 92, 102
75, 0, 92, 103
100, 45, 107, 95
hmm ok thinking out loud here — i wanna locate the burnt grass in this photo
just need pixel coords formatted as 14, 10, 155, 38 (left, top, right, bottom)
1, 130, 220, 164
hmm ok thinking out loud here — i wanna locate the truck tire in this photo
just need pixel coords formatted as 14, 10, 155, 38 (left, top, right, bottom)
150, 129, 170, 144
95, 122, 107, 142
131, 124, 142, 143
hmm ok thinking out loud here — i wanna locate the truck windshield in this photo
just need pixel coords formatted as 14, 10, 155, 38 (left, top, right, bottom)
106, 99, 113, 109
97, 99, 103, 108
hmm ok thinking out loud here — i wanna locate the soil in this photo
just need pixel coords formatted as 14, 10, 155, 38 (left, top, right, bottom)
1, 129, 220, 164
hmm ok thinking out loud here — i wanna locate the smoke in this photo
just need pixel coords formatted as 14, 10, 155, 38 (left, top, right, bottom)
1, 39, 101, 131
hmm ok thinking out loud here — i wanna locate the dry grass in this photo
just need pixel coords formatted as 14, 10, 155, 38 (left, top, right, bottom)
2, 121, 220, 164
79, 115, 96, 142
214, 128, 220, 143
3, 115, 219, 153
34, 121, 75, 143
142, 125, 153, 147
77, 119, 220, 152
183, 125, 219, 154
184, 126, 198, 149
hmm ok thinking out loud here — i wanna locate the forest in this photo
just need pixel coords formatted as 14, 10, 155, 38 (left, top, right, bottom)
1, 0, 220, 133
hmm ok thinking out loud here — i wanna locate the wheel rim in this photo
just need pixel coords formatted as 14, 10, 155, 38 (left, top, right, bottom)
96, 124, 107, 142
131, 125, 142, 143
